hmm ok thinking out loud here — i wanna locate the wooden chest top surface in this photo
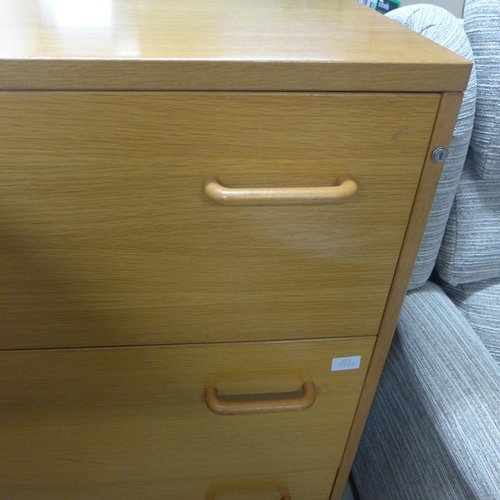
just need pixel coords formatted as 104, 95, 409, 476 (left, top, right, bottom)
0, 0, 471, 91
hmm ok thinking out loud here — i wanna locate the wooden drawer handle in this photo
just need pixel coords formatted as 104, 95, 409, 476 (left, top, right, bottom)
204, 175, 357, 206
205, 382, 316, 415
208, 493, 291, 499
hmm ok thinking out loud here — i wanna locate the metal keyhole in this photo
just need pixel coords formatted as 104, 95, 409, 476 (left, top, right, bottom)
432, 147, 450, 163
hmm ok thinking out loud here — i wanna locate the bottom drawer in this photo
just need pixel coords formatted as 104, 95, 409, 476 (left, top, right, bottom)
0, 338, 375, 499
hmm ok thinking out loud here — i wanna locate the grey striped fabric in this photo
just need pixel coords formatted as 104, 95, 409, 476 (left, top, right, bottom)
387, 6, 476, 289
353, 281, 500, 500
437, 153, 500, 284
443, 277, 500, 364
464, 0, 500, 180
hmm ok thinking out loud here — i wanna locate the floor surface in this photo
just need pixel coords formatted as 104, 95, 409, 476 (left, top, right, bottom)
341, 478, 357, 500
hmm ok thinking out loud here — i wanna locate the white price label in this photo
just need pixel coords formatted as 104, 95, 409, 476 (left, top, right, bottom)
331, 356, 362, 372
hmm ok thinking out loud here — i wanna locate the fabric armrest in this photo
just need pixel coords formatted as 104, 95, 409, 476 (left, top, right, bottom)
353, 281, 500, 500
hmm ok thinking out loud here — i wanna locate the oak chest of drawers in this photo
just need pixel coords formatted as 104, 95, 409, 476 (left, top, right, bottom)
0, 1, 471, 499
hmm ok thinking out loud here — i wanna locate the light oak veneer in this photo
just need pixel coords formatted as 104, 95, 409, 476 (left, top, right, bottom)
0, 0, 470, 91
0, 91, 439, 349
0, 1, 472, 498
0, 339, 374, 500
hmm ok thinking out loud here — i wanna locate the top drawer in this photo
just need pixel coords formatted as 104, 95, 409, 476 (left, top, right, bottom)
0, 92, 439, 349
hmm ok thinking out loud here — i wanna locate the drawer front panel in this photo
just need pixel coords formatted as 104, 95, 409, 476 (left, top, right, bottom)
0, 92, 439, 348
0, 338, 375, 499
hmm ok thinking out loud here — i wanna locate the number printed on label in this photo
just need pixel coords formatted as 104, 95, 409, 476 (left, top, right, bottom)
331, 356, 362, 371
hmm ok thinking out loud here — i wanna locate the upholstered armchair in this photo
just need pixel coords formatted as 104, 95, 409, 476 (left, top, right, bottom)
352, 2, 500, 498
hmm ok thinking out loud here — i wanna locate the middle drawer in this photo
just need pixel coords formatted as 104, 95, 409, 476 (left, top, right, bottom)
0, 337, 375, 500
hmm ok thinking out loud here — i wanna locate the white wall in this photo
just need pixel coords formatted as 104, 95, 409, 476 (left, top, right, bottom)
399, 0, 465, 18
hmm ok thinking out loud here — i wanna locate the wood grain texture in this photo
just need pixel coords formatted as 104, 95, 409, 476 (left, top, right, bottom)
330, 93, 464, 500
0, 337, 375, 500
0, 91, 439, 349
0, 0, 471, 91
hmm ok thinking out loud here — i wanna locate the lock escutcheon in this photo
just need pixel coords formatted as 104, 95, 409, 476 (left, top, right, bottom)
432, 147, 450, 163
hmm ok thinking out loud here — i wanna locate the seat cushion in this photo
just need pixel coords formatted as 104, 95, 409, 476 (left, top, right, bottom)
442, 277, 500, 364
464, 0, 500, 180
437, 153, 500, 284
353, 281, 500, 500
387, 5, 476, 289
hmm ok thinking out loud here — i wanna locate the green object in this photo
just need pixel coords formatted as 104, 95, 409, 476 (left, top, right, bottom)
376, 0, 401, 13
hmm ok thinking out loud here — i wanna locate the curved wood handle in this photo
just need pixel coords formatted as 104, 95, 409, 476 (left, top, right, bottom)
207, 492, 291, 500
205, 382, 316, 415
204, 175, 357, 206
